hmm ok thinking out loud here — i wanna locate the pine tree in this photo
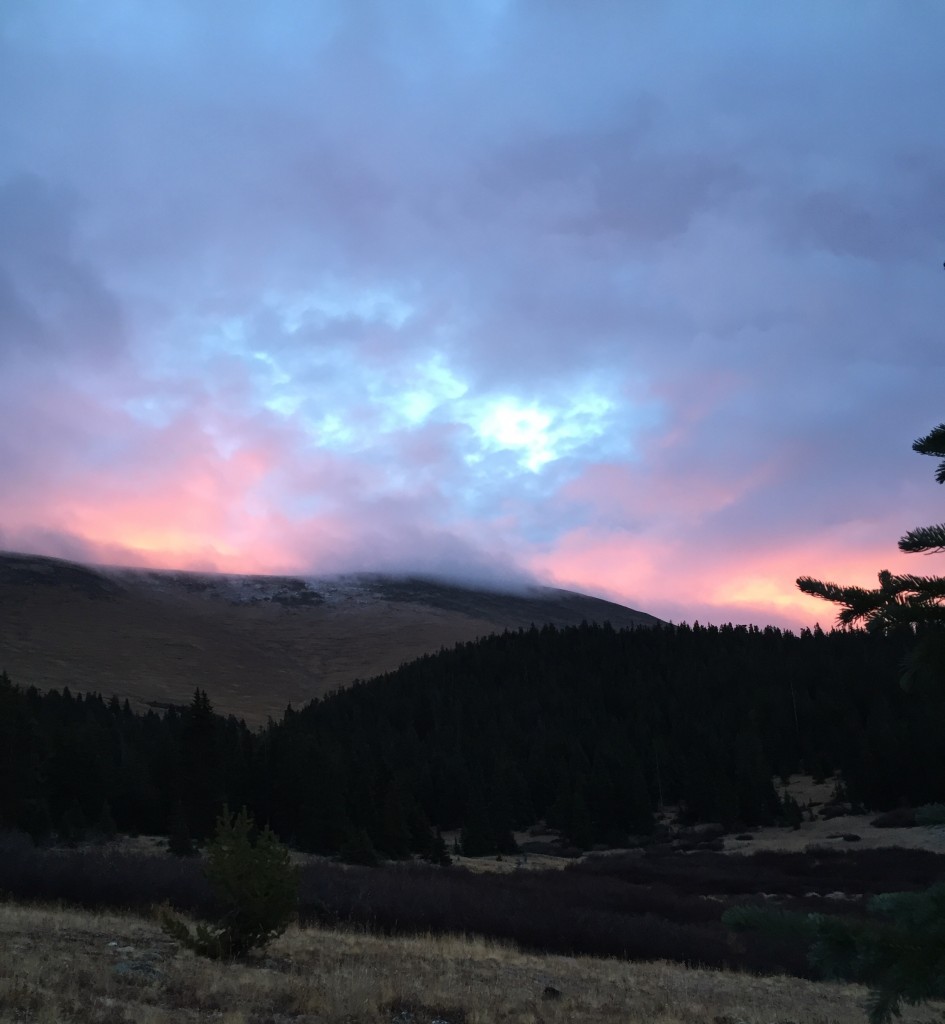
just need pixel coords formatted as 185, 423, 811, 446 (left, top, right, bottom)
94, 800, 117, 841
167, 801, 196, 857
338, 826, 378, 866
460, 788, 496, 857
58, 799, 87, 847
378, 784, 412, 859
734, 419, 945, 1023
797, 423, 945, 688
20, 797, 53, 846
158, 806, 297, 959
180, 689, 224, 841
424, 827, 452, 867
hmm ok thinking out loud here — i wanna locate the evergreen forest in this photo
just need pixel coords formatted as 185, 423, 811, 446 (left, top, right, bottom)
3, 619, 943, 858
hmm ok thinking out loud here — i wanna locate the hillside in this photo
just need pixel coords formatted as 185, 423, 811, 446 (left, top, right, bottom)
0, 551, 659, 723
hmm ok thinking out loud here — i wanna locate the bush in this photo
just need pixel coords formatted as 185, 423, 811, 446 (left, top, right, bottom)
158, 806, 298, 959
724, 883, 945, 1024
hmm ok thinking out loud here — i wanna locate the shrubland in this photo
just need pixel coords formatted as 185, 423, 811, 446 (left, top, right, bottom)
3, 830, 944, 982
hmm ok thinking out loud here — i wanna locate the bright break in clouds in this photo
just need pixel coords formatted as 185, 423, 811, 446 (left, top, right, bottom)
1, 2, 944, 629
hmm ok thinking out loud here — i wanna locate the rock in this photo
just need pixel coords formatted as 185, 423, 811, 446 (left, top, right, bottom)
820, 803, 852, 820
113, 960, 162, 980
542, 985, 562, 1000
841, 833, 861, 842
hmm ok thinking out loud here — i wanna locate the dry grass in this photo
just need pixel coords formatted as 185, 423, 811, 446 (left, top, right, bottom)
0, 578, 500, 725
2, 900, 943, 1024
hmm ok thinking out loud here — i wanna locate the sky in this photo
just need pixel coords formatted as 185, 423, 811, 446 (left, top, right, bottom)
1, 1, 944, 631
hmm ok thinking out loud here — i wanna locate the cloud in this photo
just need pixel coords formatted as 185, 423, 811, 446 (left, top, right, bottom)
0, 2, 943, 626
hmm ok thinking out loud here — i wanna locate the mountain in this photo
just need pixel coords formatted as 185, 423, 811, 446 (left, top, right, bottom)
0, 551, 660, 724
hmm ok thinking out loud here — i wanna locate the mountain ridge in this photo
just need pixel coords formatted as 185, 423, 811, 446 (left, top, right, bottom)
0, 550, 660, 724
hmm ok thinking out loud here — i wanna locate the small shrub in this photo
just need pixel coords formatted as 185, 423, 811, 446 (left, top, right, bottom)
158, 806, 298, 959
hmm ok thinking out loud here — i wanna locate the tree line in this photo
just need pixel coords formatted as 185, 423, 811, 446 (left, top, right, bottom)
2, 617, 941, 857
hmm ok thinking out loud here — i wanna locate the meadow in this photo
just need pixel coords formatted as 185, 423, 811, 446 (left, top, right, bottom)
3, 825, 945, 1023
6, 898, 943, 1024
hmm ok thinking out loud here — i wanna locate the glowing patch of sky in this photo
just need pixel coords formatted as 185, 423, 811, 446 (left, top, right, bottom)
462, 391, 616, 474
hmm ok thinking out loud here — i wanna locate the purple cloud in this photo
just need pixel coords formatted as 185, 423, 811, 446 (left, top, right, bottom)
1, 1, 943, 627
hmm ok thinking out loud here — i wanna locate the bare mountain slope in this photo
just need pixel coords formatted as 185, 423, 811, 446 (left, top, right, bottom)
0, 551, 660, 724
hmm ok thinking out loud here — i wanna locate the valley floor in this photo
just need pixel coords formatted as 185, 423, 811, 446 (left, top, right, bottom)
2, 901, 943, 1024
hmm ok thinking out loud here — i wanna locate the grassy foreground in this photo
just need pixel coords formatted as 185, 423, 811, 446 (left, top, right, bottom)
3, 901, 944, 1024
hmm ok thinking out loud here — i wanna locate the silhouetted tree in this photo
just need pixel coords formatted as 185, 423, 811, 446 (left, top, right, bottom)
181, 689, 224, 841
798, 423, 945, 692
94, 800, 117, 841
167, 801, 196, 857
736, 418, 945, 1023
58, 799, 87, 846
338, 826, 378, 866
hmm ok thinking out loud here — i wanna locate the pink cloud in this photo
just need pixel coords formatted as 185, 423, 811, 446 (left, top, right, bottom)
530, 517, 932, 632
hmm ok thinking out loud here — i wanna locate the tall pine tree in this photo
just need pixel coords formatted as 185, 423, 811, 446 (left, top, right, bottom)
798, 423, 945, 691
737, 419, 945, 1024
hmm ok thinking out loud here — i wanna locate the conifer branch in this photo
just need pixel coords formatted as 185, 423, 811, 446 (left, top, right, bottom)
899, 523, 945, 554
912, 423, 945, 484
